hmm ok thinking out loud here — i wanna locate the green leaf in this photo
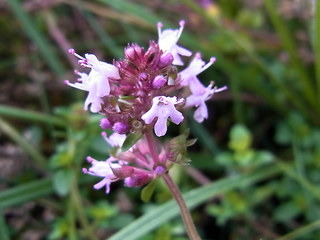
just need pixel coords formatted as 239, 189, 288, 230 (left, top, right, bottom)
228, 124, 252, 152
109, 165, 280, 240
53, 169, 74, 196
122, 132, 142, 152
141, 179, 158, 202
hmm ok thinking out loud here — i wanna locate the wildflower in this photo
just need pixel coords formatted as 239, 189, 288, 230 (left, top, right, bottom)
157, 20, 192, 66
185, 82, 227, 123
142, 96, 184, 137
82, 157, 120, 194
66, 49, 120, 112
179, 52, 216, 94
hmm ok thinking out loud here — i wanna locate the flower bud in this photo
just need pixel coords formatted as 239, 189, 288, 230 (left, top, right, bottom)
113, 122, 128, 134
100, 118, 112, 129
155, 165, 166, 176
139, 72, 148, 81
124, 174, 151, 187
125, 46, 135, 60
152, 75, 166, 89
159, 52, 174, 68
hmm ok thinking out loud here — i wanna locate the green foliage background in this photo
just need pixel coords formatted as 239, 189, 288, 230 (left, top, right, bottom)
0, 0, 320, 239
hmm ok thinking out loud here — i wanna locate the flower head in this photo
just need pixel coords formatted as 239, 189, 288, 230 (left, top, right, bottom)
157, 21, 192, 66
185, 82, 227, 123
141, 96, 184, 137
180, 53, 216, 94
65, 49, 120, 112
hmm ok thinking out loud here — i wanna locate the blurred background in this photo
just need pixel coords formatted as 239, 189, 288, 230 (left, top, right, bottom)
1, 0, 320, 239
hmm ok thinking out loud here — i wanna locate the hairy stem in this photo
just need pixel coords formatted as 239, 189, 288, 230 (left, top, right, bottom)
162, 173, 201, 240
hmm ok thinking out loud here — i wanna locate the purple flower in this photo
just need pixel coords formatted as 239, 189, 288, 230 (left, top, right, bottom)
180, 53, 216, 95
157, 20, 192, 66
65, 49, 120, 112
82, 157, 120, 194
141, 96, 184, 137
185, 83, 227, 123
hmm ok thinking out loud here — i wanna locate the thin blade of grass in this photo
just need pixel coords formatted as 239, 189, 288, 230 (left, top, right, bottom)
0, 178, 52, 209
315, 0, 320, 102
276, 159, 320, 201
264, 0, 317, 109
275, 219, 320, 240
0, 118, 47, 169
0, 209, 9, 240
98, 0, 159, 27
7, 0, 65, 76
187, 113, 220, 154
81, 10, 123, 58
0, 104, 66, 127
109, 165, 280, 240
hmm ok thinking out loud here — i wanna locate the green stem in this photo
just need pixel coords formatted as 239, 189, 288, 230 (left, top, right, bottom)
71, 179, 99, 240
67, 197, 77, 240
162, 173, 201, 240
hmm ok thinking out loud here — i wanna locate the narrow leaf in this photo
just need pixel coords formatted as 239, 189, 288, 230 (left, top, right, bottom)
141, 179, 157, 202
122, 132, 142, 152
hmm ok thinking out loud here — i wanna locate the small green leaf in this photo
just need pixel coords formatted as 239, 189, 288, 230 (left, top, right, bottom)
141, 179, 158, 202
122, 132, 142, 152
228, 124, 252, 152
53, 169, 74, 196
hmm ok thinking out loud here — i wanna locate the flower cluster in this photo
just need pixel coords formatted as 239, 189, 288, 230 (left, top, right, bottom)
66, 21, 226, 193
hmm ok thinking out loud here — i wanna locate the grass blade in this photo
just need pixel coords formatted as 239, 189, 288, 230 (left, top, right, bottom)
0, 117, 47, 168
7, 0, 65, 76
264, 0, 317, 108
0, 209, 9, 240
315, 0, 320, 102
0, 104, 66, 127
109, 165, 280, 240
98, 0, 159, 27
0, 178, 52, 209
187, 113, 220, 154
275, 219, 320, 240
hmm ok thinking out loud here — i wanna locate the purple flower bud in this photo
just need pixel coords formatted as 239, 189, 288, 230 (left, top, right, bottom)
152, 75, 166, 89
139, 72, 148, 81
159, 52, 174, 68
113, 122, 128, 134
125, 46, 135, 59
124, 173, 151, 187
100, 118, 112, 129
155, 165, 166, 176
